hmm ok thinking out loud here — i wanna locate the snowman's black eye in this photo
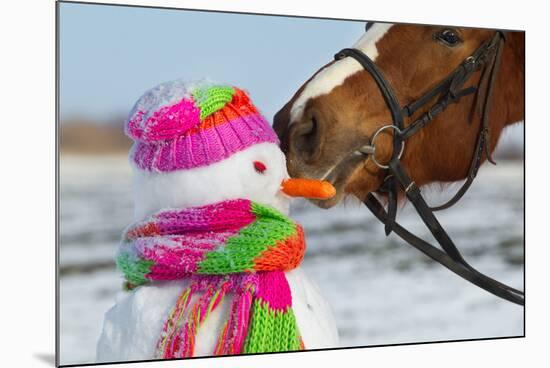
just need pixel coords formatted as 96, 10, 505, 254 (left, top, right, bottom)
434, 28, 462, 47
253, 161, 267, 174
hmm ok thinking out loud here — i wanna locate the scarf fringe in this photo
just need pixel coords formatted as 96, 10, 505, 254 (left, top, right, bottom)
155, 286, 193, 358
156, 281, 230, 358
214, 282, 254, 355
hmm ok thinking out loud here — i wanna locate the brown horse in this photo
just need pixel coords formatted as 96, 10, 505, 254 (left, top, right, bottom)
274, 23, 524, 209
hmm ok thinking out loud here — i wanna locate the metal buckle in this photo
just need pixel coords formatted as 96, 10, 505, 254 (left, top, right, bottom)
464, 56, 477, 71
368, 124, 406, 169
405, 181, 418, 194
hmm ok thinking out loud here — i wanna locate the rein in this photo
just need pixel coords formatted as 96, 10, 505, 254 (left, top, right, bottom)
333, 30, 524, 305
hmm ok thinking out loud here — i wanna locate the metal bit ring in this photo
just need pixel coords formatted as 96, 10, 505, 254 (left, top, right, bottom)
369, 125, 405, 169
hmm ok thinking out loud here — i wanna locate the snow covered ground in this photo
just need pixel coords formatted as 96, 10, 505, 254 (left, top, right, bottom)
59, 155, 524, 366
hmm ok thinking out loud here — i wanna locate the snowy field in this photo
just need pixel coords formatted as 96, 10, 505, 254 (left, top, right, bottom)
59, 155, 524, 366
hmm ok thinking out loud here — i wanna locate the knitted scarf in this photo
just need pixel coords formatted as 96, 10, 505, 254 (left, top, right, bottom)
116, 199, 306, 358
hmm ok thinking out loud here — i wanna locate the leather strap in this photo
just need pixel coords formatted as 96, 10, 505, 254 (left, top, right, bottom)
430, 32, 505, 210
336, 48, 404, 130
363, 193, 524, 305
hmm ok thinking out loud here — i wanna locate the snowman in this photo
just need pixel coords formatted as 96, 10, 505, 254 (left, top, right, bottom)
96, 80, 339, 362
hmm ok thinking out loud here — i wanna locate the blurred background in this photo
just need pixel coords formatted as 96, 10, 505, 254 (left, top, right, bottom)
58, 2, 524, 366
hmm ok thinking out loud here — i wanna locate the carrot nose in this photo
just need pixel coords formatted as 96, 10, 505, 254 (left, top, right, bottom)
281, 178, 336, 200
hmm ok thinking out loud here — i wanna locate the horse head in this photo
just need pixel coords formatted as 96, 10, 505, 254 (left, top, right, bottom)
274, 23, 524, 208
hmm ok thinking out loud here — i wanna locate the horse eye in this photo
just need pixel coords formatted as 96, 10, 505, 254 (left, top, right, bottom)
434, 28, 462, 47
253, 161, 267, 173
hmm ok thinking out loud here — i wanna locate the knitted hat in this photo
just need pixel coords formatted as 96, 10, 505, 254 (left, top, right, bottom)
125, 80, 279, 172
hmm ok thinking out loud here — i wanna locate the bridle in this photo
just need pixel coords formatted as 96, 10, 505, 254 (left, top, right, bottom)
333, 26, 524, 305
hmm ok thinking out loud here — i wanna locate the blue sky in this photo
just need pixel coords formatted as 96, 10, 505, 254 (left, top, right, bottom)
59, 2, 365, 123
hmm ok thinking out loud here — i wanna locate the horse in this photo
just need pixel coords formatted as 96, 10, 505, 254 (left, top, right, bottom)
273, 22, 524, 304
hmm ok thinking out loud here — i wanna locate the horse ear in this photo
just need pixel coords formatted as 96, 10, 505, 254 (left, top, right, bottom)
365, 22, 374, 32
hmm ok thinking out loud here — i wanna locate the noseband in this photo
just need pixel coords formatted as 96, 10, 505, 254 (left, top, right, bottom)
334, 29, 524, 305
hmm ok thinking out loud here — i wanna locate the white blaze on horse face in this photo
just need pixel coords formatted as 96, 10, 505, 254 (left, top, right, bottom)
289, 23, 394, 125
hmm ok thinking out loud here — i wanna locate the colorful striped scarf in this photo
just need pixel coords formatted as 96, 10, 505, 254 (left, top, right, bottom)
116, 199, 306, 358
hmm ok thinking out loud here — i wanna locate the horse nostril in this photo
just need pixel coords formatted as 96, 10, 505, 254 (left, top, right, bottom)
292, 115, 320, 161
305, 116, 318, 136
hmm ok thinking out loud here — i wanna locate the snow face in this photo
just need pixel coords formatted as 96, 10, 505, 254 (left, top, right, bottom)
289, 23, 394, 124
132, 142, 291, 220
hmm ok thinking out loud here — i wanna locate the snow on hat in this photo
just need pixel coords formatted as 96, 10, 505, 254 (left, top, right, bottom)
125, 80, 279, 172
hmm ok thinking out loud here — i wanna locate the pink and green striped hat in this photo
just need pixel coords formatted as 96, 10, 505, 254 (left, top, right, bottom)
125, 80, 279, 172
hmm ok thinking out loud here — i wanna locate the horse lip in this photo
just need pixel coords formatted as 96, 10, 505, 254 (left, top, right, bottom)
308, 151, 368, 208
309, 190, 345, 209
